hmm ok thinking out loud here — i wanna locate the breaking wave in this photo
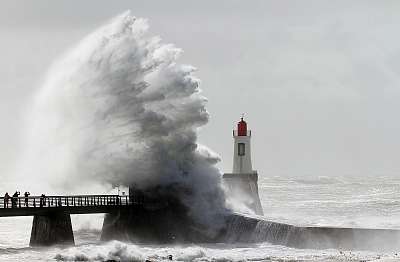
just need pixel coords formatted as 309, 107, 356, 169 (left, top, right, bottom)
53, 240, 392, 262
17, 11, 227, 228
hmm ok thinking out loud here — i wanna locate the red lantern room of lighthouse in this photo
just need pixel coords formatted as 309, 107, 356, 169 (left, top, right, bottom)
232, 117, 253, 174
236, 117, 250, 136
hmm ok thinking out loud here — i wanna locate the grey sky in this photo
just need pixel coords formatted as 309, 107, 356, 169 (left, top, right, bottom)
1, 1, 400, 178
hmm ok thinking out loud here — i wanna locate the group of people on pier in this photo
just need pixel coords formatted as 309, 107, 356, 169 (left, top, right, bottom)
2, 191, 44, 208
2, 192, 130, 209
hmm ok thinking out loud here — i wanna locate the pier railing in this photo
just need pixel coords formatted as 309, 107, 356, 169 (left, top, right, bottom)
0, 194, 142, 209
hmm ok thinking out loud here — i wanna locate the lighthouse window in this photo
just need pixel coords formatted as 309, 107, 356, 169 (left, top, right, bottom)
238, 143, 245, 156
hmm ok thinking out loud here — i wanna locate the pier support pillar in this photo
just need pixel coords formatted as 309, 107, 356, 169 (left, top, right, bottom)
101, 197, 217, 243
101, 207, 183, 243
30, 212, 74, 246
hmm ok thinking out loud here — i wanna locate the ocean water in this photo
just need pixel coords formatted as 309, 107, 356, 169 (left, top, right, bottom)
1, 175, 400, 261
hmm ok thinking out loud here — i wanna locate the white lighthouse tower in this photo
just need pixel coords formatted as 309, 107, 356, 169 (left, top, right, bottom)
223, 117, 264, 215
233, 117, 253, 173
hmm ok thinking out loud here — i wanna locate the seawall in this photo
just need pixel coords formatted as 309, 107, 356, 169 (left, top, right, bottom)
101, 201, 400, 251
219, 213, 400, 251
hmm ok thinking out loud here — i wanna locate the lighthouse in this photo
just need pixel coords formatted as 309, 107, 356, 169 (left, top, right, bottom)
223, 117, 264, 215
233, 117, 253, 173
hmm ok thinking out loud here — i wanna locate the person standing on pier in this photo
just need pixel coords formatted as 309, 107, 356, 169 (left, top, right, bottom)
3, 192, 10, 208
12, 191, 20, 208
40, 194, 43, 207
24, 192, 30, 207
40, 194, 47, 207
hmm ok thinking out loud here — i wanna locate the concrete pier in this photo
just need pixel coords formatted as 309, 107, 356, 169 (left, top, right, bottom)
30, 212, 74, 246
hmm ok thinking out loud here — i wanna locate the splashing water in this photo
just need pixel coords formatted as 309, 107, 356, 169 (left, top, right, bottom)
17, 11, 227, 227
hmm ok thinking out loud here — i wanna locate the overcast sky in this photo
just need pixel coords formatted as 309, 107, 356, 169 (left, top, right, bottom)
1, 1, 400, 178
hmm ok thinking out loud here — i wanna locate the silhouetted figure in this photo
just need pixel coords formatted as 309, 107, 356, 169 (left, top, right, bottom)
4, 192, 10, 208
24, 192, 30, 207
40, 194, 46, 207
168, 255, 173, 260
12, 191, 20, 208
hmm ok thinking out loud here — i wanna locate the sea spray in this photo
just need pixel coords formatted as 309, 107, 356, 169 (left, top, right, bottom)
17, 11, 228, 230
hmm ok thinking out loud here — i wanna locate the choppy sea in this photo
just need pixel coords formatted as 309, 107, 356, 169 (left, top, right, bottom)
1, 175, 400, 261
